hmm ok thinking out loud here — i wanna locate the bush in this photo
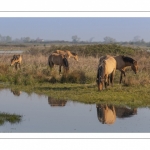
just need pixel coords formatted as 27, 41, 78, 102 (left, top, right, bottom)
60, 70, 86, 83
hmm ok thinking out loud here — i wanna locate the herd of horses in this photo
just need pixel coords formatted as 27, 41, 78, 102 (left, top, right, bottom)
10, 50, 138, 91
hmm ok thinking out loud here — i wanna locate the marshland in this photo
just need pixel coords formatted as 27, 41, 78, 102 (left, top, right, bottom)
0, 43, 150, 108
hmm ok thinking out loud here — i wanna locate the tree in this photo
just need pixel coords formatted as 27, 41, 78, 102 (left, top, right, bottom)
6, 36, 12, 42
72, 35, 80, 43
103, 36, 116, 43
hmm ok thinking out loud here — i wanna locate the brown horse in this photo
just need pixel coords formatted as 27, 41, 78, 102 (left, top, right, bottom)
48, 53, 69, 74
99, 55, 138, 83
54, 50, 78, 61
96, 104, 116, 124
10, 55, 22, 70
97, 56, 116, 91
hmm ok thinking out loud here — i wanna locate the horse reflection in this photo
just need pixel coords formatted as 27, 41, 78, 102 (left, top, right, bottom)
48, 97, 67, 107
96, 104, 116, 124
115, 106, 137, 118
11, 89, 21, 96
96, 104, 137, 125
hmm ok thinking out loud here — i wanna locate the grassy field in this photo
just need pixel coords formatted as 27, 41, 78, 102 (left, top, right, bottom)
0, 43, 150, 107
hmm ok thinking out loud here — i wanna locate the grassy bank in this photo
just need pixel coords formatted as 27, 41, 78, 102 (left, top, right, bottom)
0, 44, 150, 107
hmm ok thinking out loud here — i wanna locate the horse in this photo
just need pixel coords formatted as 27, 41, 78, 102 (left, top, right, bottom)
10, 55, 22, 70
54, 50, 78, 61
48, 53, 69, 75
96, 104, 116, 124
97, 56, 116, 91
99, 55, 138, 84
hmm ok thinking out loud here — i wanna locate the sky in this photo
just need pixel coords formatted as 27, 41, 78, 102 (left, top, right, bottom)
1, 17, 150, 42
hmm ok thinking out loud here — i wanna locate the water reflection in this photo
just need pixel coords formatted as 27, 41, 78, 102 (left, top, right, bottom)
48, 97, 67, 107
96, 104, 116, 124
96, 104, 137, 125
11, 89, 21, 96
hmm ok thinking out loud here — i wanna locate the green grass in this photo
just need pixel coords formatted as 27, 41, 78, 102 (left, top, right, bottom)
4, 82, 150, 108
0, 112, 22, 125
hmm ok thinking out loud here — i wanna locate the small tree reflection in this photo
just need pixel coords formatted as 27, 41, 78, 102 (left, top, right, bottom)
11, 89, 21, 96
48, 97, 67, 107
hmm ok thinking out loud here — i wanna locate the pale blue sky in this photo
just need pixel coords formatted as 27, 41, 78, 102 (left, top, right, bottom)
0, 17, 150, 42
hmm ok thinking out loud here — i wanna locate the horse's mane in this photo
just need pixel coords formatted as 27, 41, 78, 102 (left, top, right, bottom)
63, 58, 69, 67
122, 56, 135, 64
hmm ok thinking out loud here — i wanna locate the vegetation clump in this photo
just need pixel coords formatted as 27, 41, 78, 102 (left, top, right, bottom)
0, 112, 22, 125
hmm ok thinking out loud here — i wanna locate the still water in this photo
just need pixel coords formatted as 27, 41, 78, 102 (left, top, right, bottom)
0, 89, 150, 133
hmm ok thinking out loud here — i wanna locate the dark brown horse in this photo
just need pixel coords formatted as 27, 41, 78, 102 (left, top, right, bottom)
48, 53, 69, 75
99, 55, 138, 83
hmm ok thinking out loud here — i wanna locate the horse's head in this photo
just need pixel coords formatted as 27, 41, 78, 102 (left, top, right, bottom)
97, 80, 103, 91
71, 52, 78, 61
74, 55, 78, 61
131, 60, 138, 74
10, 55, 21, 66
10, 58, 17, 66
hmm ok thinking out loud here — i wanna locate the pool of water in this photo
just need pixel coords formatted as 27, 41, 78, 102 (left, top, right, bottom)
0, 89, 150, 133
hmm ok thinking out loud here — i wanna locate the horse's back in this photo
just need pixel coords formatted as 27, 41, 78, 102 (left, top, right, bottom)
104, 105, 116, 124
99, 55, 112, 66
113, 55, 125, 69
104, 56, 116, 74
48, 53, 64, 65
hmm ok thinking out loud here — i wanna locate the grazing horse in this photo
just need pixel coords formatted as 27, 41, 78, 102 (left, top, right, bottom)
48, 53, 69, 74
97, 56, 116, 91
10, 55, 22, 70
96, 104, 116, 124
54, 50, 78, 61
99, 55, 138, 84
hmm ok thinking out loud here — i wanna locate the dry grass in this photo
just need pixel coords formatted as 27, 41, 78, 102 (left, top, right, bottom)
0, 50, 150, 86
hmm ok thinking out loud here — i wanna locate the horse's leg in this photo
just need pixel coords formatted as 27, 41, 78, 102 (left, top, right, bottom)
107, 75, 110, 86
109, 73, 113, 86
120, 70, 125, 84
104, 75, 108, 89
111, 70, 115, 86
59, 66, 61, 75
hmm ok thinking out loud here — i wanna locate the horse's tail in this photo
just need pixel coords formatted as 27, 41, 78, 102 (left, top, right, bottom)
63, 58, 69, 68
48, 55, 54, 68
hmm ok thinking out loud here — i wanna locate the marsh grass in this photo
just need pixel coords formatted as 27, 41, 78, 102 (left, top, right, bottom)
1, 44, 150, 107
0, 112, 22, 125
